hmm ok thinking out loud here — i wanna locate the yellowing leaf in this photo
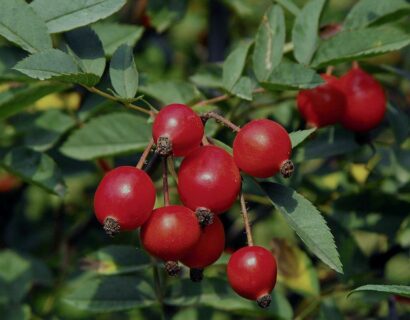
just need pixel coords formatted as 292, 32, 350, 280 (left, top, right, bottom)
350, 164, 370, 184
34, 92, 80, 110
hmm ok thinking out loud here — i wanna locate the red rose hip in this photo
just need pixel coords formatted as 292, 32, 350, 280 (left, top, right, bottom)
339, 66, 386, 132
152, 103, 204, 156
181, 216, 225, 281
140, 205, 201, 261
178, 145, 241, 215
227, 246, 277, 308
233, 119, 292, 178
94, 166, 156, 235
297, 74, 346, 128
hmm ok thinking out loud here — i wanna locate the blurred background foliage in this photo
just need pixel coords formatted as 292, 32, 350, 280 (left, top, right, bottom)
0, 0, 409, 319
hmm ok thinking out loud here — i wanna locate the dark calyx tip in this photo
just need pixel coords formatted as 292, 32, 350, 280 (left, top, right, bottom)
189, 268, 204, 282
195, 208, 214, 228
156, 136, 173, 157
103, 217, 120, 237
280, 159, 294, 178
257, 294, 272, 308
164, 261, 181, 277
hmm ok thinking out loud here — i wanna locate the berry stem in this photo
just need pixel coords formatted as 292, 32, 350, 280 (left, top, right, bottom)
83, 86, 156, 116
352, 61, 359, 69
150, 257, 166, 320
96, 158, 111, 173
202, 135, 210, 146
240, 191, 254, 246
162, 157, 170, 206
326, 66, 334, 76
167, 156, 178, 184
136, 138, 154, 170
201, 111, 241, 132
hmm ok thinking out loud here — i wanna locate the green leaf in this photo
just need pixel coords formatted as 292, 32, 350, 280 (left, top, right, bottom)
230, 76, 253, 101
24, 110, 76, 152
348, 285, 410, 298
190, 64, 223, 89
311, 25, 410, 67
165, 278, 293, 319
65, 27, 106, 86
13, 49, 98, 86
63, 275, 157, 312
140, 81, 202, 105
260, 182, 343, 273
60, 112, 151, 160
0, 250, 32, 303
1, 147, 66, 196
30, 0, 127, 33
0, 47, 29, 82
344, 0, 410, 30
289, 128, 317, 148
148, 0, 188, 33
260, 60, 323, 90
293, 127, 359, 162
0, 82, 68, 120
82, 246, 151, 275
0, 0, 52, 53
292, 0, 327, 65
109, 44, 139, 100
253, 5, 285, 81
387, 103, 409, 145
92, 22, 144, 56
2, 304, 31, 320
275, 0, 300, 16
223, 41, 253, 91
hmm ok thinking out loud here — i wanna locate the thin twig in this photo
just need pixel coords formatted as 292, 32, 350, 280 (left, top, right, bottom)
136, 138, 154, 169
240, 191, 254, 246
202, 111, 241, 132
150, 257, 166, 320
162, 157, 170, 206
194, 88, 265, 108
84, 86, 155, 116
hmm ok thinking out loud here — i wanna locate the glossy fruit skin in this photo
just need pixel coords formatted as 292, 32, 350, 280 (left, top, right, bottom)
297, 74, 346, 128
178, 145, 241, 214
227, 246, 277, 301
339, 67, 386, 132
181, 216, 225, 268
140, 205, 201, 261
233, 119, 292, 178
94, 166, 156, 230
152, 103, 204, 157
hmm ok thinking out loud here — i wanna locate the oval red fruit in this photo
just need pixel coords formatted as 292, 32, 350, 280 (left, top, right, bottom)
181, 216, 225, 268
233, 119, 292, 178
297, 74, 346, 128
152, 103, 204, 156
227, 246, 277, 306
178, 145, 241, 214
339, 66, 386, 132
94, 166, 156, 231
140, 205, 201, 261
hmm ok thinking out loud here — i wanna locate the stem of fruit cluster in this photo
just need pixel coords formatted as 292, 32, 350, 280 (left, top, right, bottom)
326, 66, 334, 76
167, 156, 178, 184
84, 86, 155, 116
240, 191, 254, 246
150, 257, 166, 320
136, 138, 154, 169
201, 111, 241, 132
352, 61, 359, 69
162, 157, 170, 206
202, 135, 210, 145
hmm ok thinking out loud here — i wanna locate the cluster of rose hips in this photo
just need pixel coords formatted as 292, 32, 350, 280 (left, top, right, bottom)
94, 103, 294, 308
297, 63, 386, 131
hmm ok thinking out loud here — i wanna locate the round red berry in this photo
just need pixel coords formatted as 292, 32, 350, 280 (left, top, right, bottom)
178, 145, 241, 214
233, 119, 292, 178
227, 246, 277, 307
180, 216, 225, 268
152, 103, 204, 156
297, 74, 346, 128
339, 66, 386, 132
140, 205, 201, 261
94, 166, 155, 233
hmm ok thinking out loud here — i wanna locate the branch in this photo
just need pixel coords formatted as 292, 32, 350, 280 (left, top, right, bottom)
240, 191, 254, 246
84, 86, 156, 116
